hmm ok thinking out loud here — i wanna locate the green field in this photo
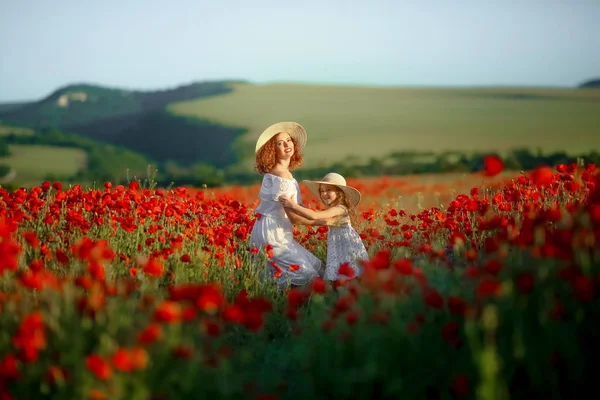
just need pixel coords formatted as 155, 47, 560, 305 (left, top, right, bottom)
169, 83, 600, 168
0, 122, 34, 136
0, 145, 87, 187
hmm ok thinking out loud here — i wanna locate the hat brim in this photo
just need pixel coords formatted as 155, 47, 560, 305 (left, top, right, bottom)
255, 122, 307, 154
302, 180, 362, 208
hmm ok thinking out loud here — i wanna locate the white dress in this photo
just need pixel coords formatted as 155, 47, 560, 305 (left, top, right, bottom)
323, 208, 368, 281
250, 173, 323, 288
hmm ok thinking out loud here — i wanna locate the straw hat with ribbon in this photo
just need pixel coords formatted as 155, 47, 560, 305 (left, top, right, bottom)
255, 122, 307, 154
303, 173, 361, 208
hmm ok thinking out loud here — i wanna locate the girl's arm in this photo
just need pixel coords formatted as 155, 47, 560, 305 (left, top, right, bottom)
285, 208, 329, 226
280, 196, 345, 221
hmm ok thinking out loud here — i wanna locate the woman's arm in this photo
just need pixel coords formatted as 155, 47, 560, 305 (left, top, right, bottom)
280, 196, 345, 220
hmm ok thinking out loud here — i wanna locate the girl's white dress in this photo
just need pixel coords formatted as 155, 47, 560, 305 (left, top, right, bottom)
323, 208, 368, 281
250, 174, 322, 288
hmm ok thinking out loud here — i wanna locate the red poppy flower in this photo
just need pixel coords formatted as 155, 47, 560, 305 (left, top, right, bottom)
423, 288, 444, 309
484, 155, 503, 176
450, 374, 470, 397
153, 301, 181, 323
338, 262, 355, 278
85, 354, 112, 380
530, 166, 555, 187
311, 278, 327, 294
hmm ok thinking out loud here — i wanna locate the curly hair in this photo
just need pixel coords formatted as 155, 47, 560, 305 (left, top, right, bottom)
254, 136, 304, 174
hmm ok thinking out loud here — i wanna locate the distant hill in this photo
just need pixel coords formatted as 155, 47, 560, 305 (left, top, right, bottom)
0, 81, 239, 128
3, 80, 600, 173
0, 102, 30, 113
579, 78, 600, 88
0, 80, 247, 166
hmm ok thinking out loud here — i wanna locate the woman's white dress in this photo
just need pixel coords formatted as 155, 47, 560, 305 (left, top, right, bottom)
250, 174, 322, 288
323, 210, 368, 281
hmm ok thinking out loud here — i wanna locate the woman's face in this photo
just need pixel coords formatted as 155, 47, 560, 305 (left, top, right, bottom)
274, 132, 294, 160
319, 184, 339, 206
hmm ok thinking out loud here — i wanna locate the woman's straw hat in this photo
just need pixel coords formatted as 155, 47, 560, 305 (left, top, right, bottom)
255, 122, 307, 154
303, 173, 361, 207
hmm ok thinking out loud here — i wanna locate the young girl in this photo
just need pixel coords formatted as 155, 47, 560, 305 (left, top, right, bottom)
249, 122, 325, 289
279, 172, 368, 281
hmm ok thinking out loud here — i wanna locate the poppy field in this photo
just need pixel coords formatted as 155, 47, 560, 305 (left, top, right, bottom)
1, 162, 599, 399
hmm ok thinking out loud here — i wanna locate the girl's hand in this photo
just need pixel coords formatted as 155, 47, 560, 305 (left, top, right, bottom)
279, 196, 296, 209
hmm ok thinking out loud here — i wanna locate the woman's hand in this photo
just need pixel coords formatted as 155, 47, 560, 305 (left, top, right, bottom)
279, 195, 297, 209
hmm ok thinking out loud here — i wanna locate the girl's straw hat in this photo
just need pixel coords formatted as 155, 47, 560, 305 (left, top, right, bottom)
255, 122, 307, 154
303, 173, 361, 207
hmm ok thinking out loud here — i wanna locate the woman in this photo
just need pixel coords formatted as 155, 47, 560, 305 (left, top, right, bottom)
249, 122, 325, 289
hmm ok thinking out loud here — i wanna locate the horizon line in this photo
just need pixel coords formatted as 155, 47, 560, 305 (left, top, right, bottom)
0, 78, 592, 103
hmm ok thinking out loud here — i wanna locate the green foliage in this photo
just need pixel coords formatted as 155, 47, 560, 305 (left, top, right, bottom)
0, 136, 10, 156
0, 163, 10, 177
0, 122, 35, 136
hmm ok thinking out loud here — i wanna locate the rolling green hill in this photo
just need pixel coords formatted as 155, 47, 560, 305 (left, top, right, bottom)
0, 81, 245, 166
169, 83, 600, 168
0, 102, 30, 113
0, 81, 238, 129
0, 145, 87, 187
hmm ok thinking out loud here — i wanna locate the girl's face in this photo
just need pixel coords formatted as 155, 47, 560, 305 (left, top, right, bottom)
274, 132, 294, 160
319, 184, 339, 206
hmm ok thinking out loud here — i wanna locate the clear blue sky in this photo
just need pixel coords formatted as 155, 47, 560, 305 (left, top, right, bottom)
1, 0, 598, 101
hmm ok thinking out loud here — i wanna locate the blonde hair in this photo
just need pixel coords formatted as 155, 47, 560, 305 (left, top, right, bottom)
323, 185, 357, 226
